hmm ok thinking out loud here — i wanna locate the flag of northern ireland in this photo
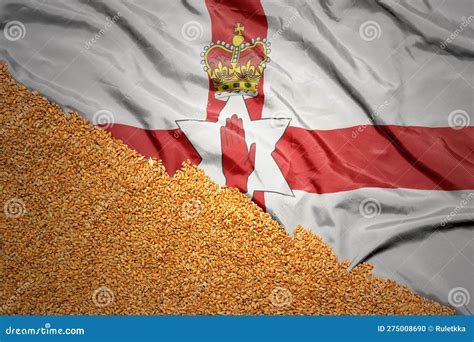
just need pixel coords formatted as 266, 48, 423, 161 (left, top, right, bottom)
1, 0, 473, 313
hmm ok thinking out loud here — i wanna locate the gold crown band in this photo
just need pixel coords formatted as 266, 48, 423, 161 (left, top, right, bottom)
202, 23, 270, 98
216, 81, 258, 92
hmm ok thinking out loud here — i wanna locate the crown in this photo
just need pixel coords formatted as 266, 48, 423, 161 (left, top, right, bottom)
201, 23, 270, 99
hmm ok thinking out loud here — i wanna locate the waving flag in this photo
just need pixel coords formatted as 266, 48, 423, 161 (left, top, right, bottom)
1, 0, 472, 313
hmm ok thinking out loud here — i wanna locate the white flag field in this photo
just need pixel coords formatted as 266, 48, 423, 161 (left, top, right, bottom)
1, 0, 473, 313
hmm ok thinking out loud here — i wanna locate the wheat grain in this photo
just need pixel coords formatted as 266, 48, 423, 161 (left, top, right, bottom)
0, 62, 454, 315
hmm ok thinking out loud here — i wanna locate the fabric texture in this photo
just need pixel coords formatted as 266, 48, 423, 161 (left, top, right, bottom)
0, 0, 472, 314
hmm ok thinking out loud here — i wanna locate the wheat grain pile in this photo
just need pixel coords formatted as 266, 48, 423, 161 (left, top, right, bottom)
0, 63, 454, 315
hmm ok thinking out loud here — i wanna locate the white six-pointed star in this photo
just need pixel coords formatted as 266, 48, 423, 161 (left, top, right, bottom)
177, 95, 293, 197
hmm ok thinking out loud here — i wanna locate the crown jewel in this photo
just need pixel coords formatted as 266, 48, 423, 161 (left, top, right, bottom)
202, 23, 270, 99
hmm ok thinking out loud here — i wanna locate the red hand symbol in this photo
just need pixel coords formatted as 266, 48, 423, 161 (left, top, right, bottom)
220, 114, 256, 193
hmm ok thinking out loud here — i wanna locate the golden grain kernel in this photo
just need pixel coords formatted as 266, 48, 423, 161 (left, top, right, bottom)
0, 62, 454, 315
